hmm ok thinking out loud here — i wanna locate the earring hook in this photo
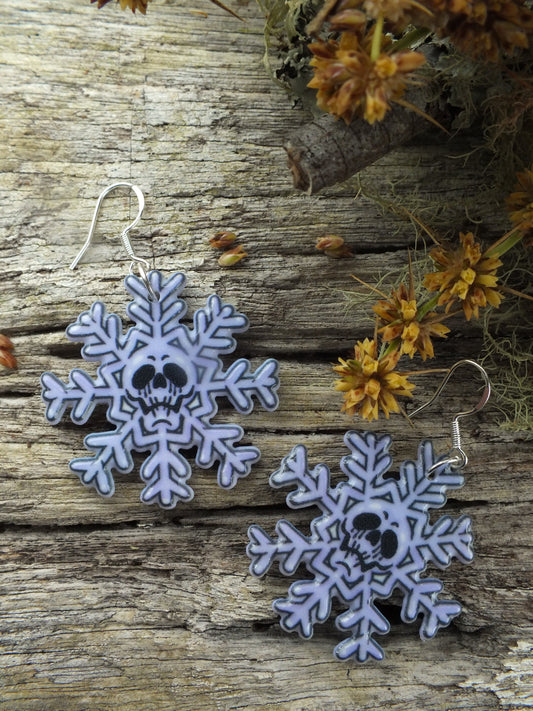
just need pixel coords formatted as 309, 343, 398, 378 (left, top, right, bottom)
70, 182, 158, 300
409, 359, 491, 472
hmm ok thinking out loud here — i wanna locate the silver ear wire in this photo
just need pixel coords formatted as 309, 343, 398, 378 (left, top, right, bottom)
409, 359, 491, 473
70, 182, 158, 300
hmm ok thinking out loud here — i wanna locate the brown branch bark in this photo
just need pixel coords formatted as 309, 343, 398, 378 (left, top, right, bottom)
284, 91, 431, 194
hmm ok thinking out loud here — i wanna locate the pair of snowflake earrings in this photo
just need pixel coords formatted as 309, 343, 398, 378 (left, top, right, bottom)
41, 184, 491, 662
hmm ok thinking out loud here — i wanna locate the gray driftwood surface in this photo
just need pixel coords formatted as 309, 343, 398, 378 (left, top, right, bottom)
0, 1, 531, 709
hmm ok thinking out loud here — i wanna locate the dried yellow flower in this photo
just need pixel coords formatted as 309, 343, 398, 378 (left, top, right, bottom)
373, 283, 450, 360
358, 0, 425, 24
333, 338, 414, 420
423, 232, 503, 320
420, 0, 533, 61
505, 164, 533, 233
307, 29, 425, 124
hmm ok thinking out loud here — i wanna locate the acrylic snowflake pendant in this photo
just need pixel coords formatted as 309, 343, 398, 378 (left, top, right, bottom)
247, 430, 473, 662
41, 270, 279, 508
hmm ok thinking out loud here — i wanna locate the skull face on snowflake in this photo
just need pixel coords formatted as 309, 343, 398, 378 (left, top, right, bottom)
248, 431, 474, 662
123, 340, 195, 429
41, 270, 279, 508
336, 505, 405, 576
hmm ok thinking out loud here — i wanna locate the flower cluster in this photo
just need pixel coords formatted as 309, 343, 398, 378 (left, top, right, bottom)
308, 16, 425, 123
419, 0, 533, 62
307, 0, 533, 125
333, 337, 414, 419
333, 163, 532, 420
424, 232, 503, 320
373, 282, 450, 359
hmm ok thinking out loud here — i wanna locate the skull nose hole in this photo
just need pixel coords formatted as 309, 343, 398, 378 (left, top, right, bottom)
153, 372, 167, 389
366, 530, 381, 546
132, 364, 156, 390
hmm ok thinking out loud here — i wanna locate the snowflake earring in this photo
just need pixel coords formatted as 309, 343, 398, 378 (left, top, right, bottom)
41, 183, 279, 508
247, 360, 490, 662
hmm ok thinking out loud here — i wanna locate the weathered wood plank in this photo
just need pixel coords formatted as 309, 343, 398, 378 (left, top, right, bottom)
0, 520, 529, 710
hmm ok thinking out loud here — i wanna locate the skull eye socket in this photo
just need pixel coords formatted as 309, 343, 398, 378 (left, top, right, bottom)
132, 364, 156, 389
353, 512, 381, 530
163, 362, 188, 388
381, 530, 398, 559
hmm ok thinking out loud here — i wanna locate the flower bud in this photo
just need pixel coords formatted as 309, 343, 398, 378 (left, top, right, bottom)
218, 245, 248, 267
394, 51, 425, 73
329, 9, 366, 32
316, 234, 346, 251
210, 231, 237, 249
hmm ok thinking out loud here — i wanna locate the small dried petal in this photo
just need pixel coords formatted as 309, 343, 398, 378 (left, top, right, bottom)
328, 8, 367, 31
218, 245, 248, 267
0, 349, 17, 370
210, 231, 237, 249
0, 334, 15, 351
0, 335, 16, 369
360, 0, 421, 24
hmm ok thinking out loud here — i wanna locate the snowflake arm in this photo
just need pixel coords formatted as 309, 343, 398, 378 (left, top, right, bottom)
192, 420, 259, 488
66, 301, 126, 362
422, 514, 474, 567
399, 574, 462, 639
274, 576, 334, 639
66, 301, 124, 363
190, 294, 248, 356
269, 445, 337, 513
214, 358, 279, 413
247, 520, 320, 576
69, 422, 136, 497
340, 431, 394, 495
398, 441, 466, 511
139, 438, 194, 508
126, 271, 189, 342
334, 583, 390, 662
41, 369, 113, 425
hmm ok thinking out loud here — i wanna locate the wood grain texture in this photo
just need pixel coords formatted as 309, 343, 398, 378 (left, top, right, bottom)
0, 1, 532, 709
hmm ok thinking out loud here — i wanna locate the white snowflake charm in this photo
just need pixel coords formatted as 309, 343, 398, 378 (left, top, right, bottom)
247, 430, 475, 662
42, 270, 279, 508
